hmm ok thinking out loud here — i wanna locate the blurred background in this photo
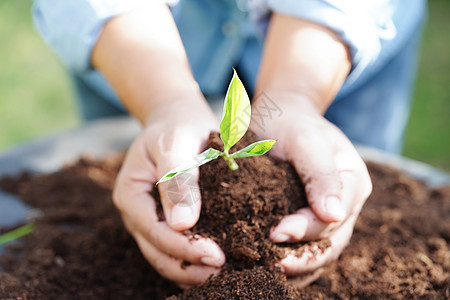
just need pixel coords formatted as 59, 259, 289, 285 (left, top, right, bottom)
1, 0, 449, 171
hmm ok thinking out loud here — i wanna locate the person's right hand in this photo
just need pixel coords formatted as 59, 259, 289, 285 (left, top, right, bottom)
113, 96, 225, 288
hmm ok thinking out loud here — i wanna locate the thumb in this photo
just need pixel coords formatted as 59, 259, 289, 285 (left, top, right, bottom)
154, 135, 204, 231
158, 170, 202, 231
289, 136, 345, 223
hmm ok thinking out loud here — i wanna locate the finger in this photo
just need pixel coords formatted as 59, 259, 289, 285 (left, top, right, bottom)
279, 214, 357, 275
134, 233, 221, 285
271, 155, 370, 243
286, 268, 324, 289
270, 207, 338, 242
287, 131, 345, 222
118, 191, 225, 268
333, 148, 373, 214
151, 129, 204, 231
114, 139, 225, 267
158, 171, 202, 231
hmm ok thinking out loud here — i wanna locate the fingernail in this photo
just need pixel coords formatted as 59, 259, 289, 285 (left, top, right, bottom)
323, 196, 345, 221
170, 204, 193, 226
200, 256, 222, 268
272, 233, 291, 243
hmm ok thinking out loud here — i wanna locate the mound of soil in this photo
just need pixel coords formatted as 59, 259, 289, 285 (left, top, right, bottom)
0, 132, 449, 299
163, 132, 328, 299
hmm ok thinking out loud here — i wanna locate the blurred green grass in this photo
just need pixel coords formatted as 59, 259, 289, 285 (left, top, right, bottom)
0, 0, 449, 171
403, 0, 450, 171
0, 0, 79, 151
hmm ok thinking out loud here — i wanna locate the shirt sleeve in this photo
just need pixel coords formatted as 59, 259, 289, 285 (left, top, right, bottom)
32, 0, 179, 72
248, 0, 398, 84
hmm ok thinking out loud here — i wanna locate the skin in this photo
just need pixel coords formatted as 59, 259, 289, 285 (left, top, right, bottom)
253, 14, 372, 285
92, 3, 225, 287
92, 3, 372, 289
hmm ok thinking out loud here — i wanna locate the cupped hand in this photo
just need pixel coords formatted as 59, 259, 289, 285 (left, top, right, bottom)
113, 97, 225, 287
250, 94, 372, 288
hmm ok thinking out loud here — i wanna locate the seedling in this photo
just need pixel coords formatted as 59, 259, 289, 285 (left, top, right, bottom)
0, 223, 35, 246
156, 70, 276, 185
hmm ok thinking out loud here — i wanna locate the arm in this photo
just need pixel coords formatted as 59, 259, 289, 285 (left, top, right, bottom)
251, 13, 372, 286
255, 15, 350, 114
91, 3, 201, 124
92, 3, 224, 287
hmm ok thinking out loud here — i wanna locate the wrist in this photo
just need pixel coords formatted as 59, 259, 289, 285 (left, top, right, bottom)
252, 90, 322, 118
254, 71, 344, 117
138, 79, 203, 125
144, 89, 213, 127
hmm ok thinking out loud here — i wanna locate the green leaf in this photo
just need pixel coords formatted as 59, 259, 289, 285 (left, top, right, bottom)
155, 148, 222, 185
220, 69, 251, 152
0, 223, 35, 246
230, 140, 276, 159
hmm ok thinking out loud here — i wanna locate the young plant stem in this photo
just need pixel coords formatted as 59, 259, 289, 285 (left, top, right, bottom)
222, 151, 239, 171
0, 223, 35, 246
155, 70, 276, 184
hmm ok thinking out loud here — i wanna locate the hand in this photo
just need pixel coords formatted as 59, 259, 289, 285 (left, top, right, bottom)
250, 95, 372, 288
113, 97, 225, 288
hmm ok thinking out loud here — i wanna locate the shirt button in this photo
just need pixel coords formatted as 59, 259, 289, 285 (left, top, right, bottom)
222, 21, 239, 37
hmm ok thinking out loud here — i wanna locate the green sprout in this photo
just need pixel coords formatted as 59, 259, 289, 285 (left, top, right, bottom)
0, 223, 35, 246
156, 69, 276, 185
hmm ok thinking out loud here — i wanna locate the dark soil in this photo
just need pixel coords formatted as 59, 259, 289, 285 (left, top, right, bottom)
163, 132, 326, 299
0, 132, 449, 299
193, 132, 307, 268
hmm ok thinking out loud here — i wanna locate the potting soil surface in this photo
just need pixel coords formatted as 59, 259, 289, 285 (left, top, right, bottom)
0, 132, 449, 299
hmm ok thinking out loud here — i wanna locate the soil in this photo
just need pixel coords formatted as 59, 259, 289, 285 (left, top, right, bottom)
0, 132, 449, 299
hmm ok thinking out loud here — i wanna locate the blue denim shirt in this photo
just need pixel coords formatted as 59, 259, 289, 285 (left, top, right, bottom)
32, 0, 425, 93
32, 0, 427, 153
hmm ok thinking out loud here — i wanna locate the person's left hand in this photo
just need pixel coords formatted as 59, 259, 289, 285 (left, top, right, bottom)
250, 94, 372, 288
